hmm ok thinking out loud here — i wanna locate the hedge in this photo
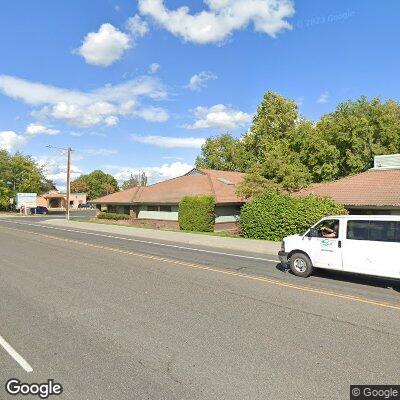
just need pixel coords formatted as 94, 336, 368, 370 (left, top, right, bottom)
240, 192, 347, 241
179, 195, 215, 232
97, 212, 130, 221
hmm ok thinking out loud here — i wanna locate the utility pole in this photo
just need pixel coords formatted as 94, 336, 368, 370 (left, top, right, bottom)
66, 147, 72, 221
46, 145, 73, 221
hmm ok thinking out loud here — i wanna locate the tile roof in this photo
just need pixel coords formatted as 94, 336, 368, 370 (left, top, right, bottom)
295, 169, 400, 207
92, 168, 246, 205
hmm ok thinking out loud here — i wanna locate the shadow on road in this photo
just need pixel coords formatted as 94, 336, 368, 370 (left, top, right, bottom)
275, 263, 400, 293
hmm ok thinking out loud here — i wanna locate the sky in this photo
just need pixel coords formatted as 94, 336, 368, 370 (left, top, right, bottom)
0, 0, 399, 190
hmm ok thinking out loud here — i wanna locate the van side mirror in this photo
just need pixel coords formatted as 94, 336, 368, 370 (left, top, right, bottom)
309, 228, 319, 237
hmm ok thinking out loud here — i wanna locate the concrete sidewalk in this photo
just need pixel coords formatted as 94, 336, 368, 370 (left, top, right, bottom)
41, 219, 281, 255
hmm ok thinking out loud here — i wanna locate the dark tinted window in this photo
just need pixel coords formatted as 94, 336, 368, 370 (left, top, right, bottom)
347, 220, 369, 240
160, 205, 172, 212
347, 220, 400, 242
147, 205, 158, 211
369, 221, 398, 242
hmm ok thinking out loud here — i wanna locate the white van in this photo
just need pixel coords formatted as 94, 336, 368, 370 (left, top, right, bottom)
278, 215, 400, 279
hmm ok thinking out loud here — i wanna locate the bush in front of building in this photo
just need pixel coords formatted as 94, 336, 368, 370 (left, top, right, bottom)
97, 212, 130, 221
178, 195, 216, 232
240, 192, 347, 241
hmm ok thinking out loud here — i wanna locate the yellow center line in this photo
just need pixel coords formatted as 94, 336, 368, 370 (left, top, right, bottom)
3, 225, 400, 311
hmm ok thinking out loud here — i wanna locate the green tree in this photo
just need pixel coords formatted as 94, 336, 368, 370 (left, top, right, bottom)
70, 179, 91, 196
316, 97, 400, 178
0, 150, 55, 209
121, 171, 148, 190
0, 180, 11, 210
121, 174, 138, 190
195, 133, 253, 172
243, 91, 298, 159
197, 92, 400, 198
71, 170, 119, 200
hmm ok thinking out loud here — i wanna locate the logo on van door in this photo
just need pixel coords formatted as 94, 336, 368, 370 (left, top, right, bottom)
321, 238, 334, 248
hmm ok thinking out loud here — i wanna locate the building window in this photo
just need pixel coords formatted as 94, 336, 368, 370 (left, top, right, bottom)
160, 205, 172, 212
147, 205, 158, 211
108, 205, 117, 213
123, 206, 130, 215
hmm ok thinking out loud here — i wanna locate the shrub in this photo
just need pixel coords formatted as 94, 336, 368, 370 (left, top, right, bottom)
240, 192, 347, 241
179, 195, 215, 232
97, 212, 130, 221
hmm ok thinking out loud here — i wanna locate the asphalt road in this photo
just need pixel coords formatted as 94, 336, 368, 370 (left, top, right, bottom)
0, 218, 399, 399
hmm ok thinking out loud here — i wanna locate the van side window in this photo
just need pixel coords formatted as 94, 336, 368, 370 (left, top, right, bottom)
346, 220, 369, 240
369, 221, 398, 242
347, 220, 400, 243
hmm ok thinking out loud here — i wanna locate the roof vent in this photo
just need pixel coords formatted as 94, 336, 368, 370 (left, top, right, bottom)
217, 177, 234, 185
373, 154, 400, 170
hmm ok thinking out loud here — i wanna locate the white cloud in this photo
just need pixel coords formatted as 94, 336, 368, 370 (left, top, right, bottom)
70, 131, 84, 137
317, 91, 329, 104
26, 123, 60, 136
76, 23, 131, 67
105, 161, 193, 184
188, 71, 217, 91
184, 104, 252, 130
82, 148, 118, 156
131, 135, 205, 148
132, 106, 169, 122
126, 14, 149, 37
148, 63, 160, 74
138, 0, 294, 44
0, 131, 27, 152
0, 74, 168, 127
35, 154, 83, 191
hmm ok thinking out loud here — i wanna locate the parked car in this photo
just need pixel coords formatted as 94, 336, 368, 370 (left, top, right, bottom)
279, 215, 400, 280
30, 206, 49, 215
78, 203, 94, 209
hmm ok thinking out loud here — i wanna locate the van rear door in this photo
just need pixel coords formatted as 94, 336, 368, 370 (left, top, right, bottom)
342, 220, 400, 279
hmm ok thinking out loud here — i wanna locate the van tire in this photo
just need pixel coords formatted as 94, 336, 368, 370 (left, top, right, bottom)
290, 252, 313, 278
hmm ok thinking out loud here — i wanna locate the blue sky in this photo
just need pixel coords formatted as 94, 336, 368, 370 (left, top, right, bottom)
0, 0, 399, 189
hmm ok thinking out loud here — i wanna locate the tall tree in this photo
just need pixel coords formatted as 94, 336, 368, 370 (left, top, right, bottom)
70, 180, 91, 196
316, 97, 400, 178
71, 170, 119, 200
0, 150, 55, 209
196, 92, 400, 198
195, 133, 253, 172
121, 171, 148, 190
243, 91, 298, 159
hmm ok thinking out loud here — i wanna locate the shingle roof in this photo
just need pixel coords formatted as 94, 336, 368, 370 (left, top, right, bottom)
92, 168, 246, 205
91, 187, 139, 204
295, 169, 400, 207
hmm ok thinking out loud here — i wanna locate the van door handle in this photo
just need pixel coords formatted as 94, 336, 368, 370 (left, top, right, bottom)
338, 240, 342, 248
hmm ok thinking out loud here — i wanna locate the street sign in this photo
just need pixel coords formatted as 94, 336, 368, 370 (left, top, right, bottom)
16, 193, 37, 210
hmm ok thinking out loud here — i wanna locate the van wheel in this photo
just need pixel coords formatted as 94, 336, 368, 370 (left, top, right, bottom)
290, 253, 313, 278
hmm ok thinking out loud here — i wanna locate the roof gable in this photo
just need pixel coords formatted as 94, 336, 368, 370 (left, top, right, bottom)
93, 168, 246, 204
